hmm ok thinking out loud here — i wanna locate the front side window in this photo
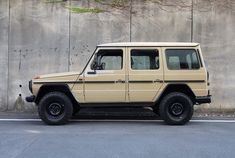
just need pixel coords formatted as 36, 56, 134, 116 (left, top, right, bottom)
91, 49, 123, 70
131, 49, 159, 70
166, 49, 200, 70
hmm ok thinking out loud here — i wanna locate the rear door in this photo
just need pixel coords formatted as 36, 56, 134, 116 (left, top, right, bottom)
127, 47, 164, 102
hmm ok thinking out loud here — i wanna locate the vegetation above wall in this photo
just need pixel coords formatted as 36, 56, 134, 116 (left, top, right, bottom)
66, 6, 104, 13
44, 0, 128, 14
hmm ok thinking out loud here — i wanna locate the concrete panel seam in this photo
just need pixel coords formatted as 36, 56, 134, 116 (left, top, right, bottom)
191, 0, 194, 42
6, 0, 11, 111
129, 0, 132, 42
68, 0, 71, 72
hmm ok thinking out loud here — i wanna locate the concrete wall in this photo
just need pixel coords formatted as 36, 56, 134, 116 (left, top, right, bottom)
0, 0, 9, 111
193, 0, 235, 111
0, 0, 234, 112
69, 0, 131, 71
8, 0, 70, 111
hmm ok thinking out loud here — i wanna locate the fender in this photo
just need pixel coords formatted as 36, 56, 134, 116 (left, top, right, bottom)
34, 83, 78, 106
154, 83, 196, 106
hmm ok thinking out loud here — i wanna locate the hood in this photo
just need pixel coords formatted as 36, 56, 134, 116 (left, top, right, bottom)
37, 71, 80, 79
33, 71, 80, 82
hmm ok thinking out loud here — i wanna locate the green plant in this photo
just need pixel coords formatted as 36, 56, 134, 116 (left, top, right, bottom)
44, 0, 66, 3
111, 0, 127, 8
66, 6, 104, 14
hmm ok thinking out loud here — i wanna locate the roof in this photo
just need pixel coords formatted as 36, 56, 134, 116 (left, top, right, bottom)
98, 42, 199, 47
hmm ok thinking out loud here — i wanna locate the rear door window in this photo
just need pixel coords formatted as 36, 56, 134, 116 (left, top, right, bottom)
131, 49, 159, 70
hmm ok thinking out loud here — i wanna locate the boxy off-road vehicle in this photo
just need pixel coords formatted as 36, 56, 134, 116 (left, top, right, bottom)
26, 42, 211, 125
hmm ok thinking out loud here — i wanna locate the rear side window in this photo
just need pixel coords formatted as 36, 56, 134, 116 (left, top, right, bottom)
165, 49, 200, 70
131, 49, 159, 70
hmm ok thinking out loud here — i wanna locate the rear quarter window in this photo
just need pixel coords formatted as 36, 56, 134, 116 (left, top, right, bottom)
165, 49, 200, 70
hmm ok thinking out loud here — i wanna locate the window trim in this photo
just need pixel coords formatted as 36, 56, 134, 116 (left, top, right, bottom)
130, 49, 160, 71
165, 49, 201, 70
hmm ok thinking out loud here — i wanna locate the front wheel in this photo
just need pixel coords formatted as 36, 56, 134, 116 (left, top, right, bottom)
38, 92, 73, 125
159, 92, 193, 125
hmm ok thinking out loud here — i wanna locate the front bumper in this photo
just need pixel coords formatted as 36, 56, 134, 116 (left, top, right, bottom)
25, 95, 35, 102
195, 95, 211, 104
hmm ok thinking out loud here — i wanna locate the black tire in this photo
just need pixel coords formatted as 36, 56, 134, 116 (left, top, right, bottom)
38, 92, 73, 125
72, 105, 80, 116
159, 92, 193, 125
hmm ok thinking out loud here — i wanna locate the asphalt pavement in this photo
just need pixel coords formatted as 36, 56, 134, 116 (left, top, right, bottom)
0, 108, 235, 158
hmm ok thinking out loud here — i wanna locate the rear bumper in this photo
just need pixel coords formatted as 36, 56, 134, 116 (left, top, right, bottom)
25, 95, 35, 102
195, 95, 211, 104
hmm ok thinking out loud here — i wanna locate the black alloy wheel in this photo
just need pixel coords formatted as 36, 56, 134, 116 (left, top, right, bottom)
159, 92, 193, 125
38, 92, 73, 125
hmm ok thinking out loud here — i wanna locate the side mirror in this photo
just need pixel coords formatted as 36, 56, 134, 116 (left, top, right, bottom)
88, 58, 98, 74
91, 61, 98, 70
100, 62, 106, 70
88, 62, 97, 74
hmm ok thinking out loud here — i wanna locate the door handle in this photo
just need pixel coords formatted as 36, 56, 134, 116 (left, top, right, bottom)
116, 79, 125, 83
154, 79, 163, 83
87, 71, 96, 75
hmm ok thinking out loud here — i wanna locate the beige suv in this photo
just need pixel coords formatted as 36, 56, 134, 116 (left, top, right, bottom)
26, 42, 211, 125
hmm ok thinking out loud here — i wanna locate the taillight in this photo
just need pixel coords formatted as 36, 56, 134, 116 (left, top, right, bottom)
207, 71, 209, 80
207, 71, 210, 86
207, 71, 210, 85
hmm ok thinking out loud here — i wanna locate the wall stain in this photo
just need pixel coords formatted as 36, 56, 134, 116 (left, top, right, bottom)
14, 95, 25, 111
19, 50, 22, 70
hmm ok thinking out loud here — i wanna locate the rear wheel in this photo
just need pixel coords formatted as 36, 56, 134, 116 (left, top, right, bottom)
38, 92, 73, 125
159, 92, 193, 125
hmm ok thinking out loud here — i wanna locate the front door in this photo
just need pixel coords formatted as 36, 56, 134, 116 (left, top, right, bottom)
127, 47, 164, 102
83, 48, 126, 103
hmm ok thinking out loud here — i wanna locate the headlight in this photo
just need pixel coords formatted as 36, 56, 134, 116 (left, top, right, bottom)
33, 76, 40, 79
29, 80, 32, 93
